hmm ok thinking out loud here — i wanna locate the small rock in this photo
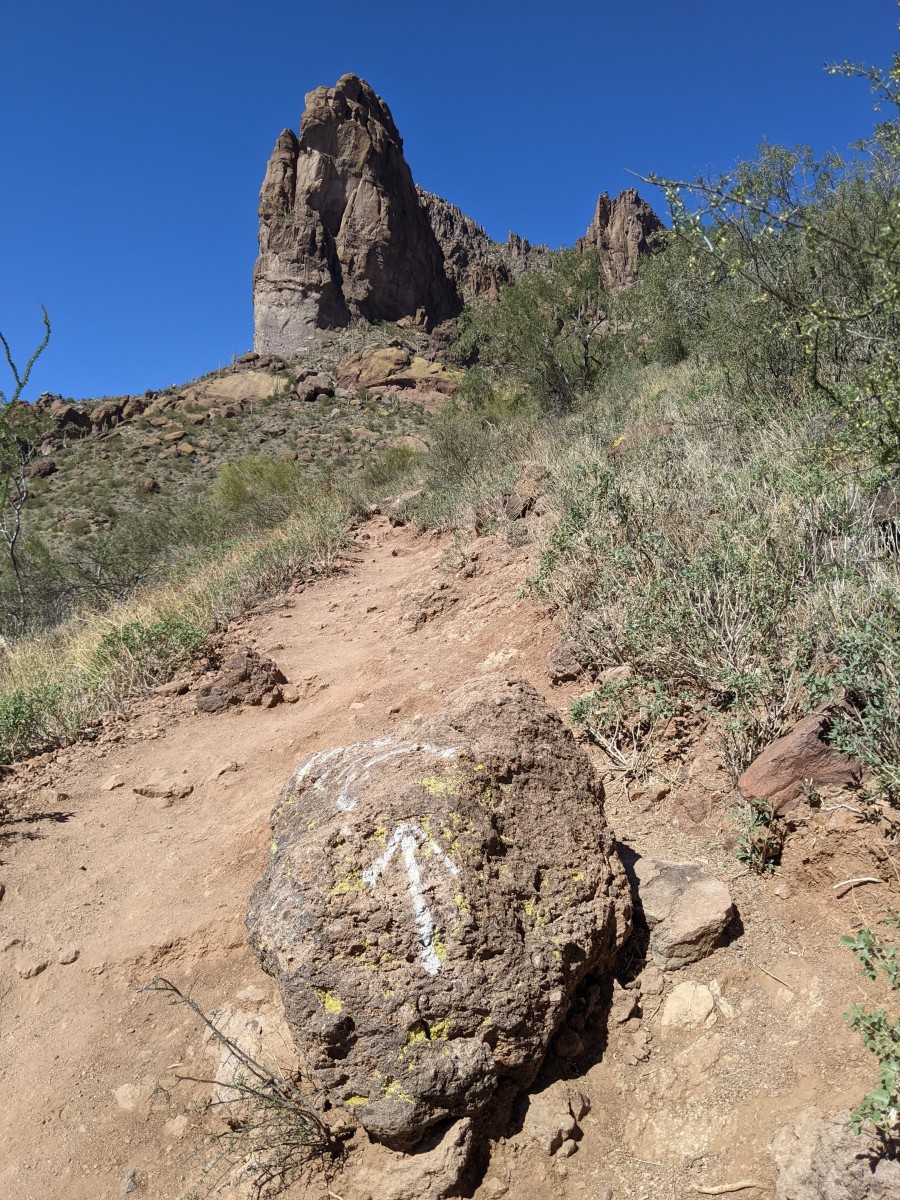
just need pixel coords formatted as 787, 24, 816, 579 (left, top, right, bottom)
522, 1080, 583, 1155
634, 859, 734, 970
102, 774, 124, 791
636, 964, 664, 996
481, 1182, 509, 1199
568, 1090, 590, 1122
133, 782, 194, 800
210, 761, 242, 779
609, 982, 639, 1025
153, 679, 189, 696
58, 946, 80, 965
15, 954, 49, 979
546, 639, 583, 684
557, 1138, 577, 1159
120, 1169, 139, 1194
660, 981, 715, 1031
281, 684, 300, 704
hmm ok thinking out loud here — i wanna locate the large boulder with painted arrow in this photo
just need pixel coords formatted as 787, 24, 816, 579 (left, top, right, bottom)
246, 675, 632, 1151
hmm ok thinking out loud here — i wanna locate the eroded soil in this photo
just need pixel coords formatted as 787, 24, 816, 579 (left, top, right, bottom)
1, 516, 896, 1200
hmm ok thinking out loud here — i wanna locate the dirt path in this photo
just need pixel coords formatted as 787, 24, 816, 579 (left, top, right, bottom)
0, 517, 891, 1200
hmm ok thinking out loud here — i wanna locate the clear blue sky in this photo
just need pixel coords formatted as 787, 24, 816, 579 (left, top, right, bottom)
2, 0, 896, 400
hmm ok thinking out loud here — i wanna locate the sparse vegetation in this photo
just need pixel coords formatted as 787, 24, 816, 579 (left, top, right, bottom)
147, 976, 335, 1198
843, 918, 900, 1137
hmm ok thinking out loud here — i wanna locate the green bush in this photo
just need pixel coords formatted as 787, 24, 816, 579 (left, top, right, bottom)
844, 919, 900, 1137
455, 250, 616, 414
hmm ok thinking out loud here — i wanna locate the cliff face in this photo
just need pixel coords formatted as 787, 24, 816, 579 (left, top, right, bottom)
253, 77, 664, 355
417, 190, 554, 304
575, 188, 664, 286
253, 74, 460, 356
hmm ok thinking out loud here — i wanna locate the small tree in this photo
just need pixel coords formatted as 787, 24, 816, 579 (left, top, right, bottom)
0, 307, 51, 620
455, 250, 613, 415
638, 42, 900, 466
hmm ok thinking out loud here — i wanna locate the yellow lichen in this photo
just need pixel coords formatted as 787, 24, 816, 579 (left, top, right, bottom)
383, 1079, 414, 1104
315, 989, 343, 1014
344, 1095, 368, 1107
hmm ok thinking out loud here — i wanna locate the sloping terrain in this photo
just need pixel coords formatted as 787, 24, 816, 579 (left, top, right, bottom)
1, 511, 893, 1200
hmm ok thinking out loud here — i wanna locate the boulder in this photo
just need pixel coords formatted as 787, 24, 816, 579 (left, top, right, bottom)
253, 75, 460, 356
633, 859, 734, 970
89, 400, 125, 432
48, 398, 91, 435
738, 705, 862, 812
23, 459, 56, 479
771, 1108, 900, 1199
247, 676, 631, 1149
338, 347, 412, 390
294, 372, 335, 402
546, 640, 583, 684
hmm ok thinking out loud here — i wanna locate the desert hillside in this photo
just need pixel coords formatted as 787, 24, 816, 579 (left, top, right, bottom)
1, 52, 899, 1200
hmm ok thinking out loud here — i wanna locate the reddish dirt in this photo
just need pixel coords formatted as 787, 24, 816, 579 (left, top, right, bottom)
1, 515, 897, 1200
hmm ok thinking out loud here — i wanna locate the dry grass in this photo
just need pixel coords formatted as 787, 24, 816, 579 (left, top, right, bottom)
0, 494, 351, 761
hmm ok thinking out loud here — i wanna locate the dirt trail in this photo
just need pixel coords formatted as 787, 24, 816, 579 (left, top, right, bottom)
0, 517, 890, 1200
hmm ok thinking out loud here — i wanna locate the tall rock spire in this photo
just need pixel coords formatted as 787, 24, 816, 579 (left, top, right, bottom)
253, 74, 461, 356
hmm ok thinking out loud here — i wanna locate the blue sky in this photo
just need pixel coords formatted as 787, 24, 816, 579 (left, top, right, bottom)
1, 0, 896, 399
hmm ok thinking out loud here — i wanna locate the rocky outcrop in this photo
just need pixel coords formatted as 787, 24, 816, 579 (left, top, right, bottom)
417, 190, 553, 303
247, 675, 631, 1150
253, 76, 664, 353
576, 188, 664, 286
253, 75, 460, 356
772, 1108, 900, 1199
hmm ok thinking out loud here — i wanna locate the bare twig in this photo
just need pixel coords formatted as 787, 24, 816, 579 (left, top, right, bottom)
694, 1184, 769, 1196
832, 877, 883, 892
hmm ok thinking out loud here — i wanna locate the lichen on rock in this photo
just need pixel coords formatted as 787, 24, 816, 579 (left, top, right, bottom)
246, 675, 632, 1149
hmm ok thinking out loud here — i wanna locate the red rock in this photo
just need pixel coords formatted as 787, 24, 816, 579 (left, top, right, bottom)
738, 707, 862, 811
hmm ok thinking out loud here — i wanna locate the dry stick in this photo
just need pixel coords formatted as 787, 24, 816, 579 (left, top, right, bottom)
832, 877, 883, 892
754, 963, 795, 993
695, 1184, 769, 1196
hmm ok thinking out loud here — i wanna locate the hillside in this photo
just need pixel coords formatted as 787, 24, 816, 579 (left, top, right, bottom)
2, 59, 900, 1200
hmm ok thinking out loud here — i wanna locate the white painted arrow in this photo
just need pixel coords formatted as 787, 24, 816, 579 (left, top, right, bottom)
362, 822, 460, 976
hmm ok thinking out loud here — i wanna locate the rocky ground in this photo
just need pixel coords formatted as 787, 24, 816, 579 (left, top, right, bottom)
2, 507, 897, 1200
22, 327, 459, 552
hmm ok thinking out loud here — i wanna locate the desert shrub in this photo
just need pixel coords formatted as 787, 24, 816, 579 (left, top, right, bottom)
523, 365, 896, 781
147, 977, 334, 1198
455, 250, 616, 414
807, 602, 900, 799
641, 50, 900, 466
359, 445, 420, 494
0, 683, 65, 764
844, 918, 900, 1137
211, 454, 310, 525
413, 401, 531, 531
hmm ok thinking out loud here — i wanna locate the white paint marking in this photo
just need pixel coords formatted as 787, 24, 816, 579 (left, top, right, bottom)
363, 822, 460, 975
297, 738, 458, 813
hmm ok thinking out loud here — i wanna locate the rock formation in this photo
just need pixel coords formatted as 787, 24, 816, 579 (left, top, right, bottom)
247, 675, 631, 1149
576, 187, 664, 286
771, 1107, 900, 1199
417, 190, 553, 303
253, 75, 665, 354
253, 74, 460, 356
